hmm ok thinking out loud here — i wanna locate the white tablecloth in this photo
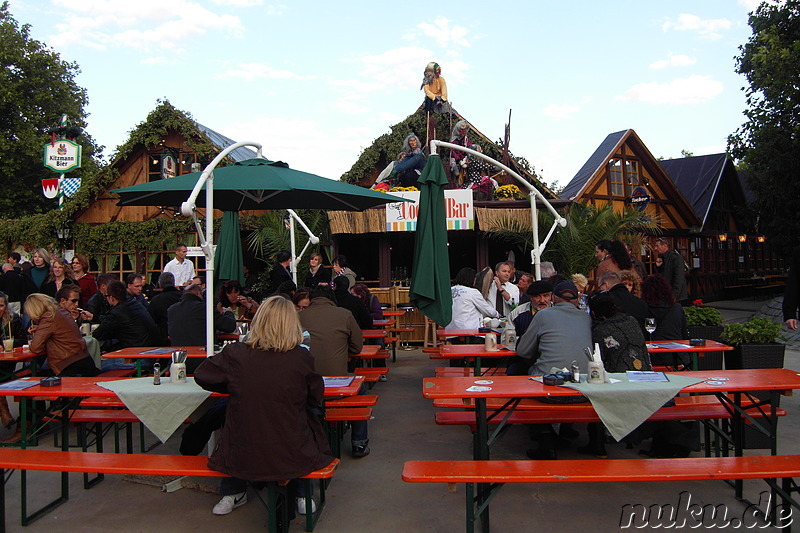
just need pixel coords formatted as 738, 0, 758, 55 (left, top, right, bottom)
97, 377, 211, 443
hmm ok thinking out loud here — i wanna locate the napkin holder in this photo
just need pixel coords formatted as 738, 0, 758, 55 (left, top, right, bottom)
40, 376, 61, 387
484, 332, 499, 351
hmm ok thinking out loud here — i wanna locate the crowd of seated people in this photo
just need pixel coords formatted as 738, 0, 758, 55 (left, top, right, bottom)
448, 238, 696, 461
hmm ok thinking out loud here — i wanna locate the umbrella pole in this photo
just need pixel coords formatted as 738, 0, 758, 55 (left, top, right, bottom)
289, 212, 297, 285
206, 172, 215, 358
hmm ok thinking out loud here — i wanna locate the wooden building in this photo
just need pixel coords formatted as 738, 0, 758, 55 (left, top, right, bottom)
560, 129, 783, 300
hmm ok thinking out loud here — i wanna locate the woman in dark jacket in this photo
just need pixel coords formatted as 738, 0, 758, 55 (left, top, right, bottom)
304, 253, 331, 288
195, 296, 333, 517
40, 257, 77, 299
641, 274, 688, 341
23, 248, 51, 294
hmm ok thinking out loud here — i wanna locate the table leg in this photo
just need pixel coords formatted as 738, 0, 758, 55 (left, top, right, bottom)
474, 356, 481, 377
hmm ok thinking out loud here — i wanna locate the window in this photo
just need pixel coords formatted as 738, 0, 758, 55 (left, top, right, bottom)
608, 158, 641, 197
608, 159, 623, 196
625, 160, 639, 195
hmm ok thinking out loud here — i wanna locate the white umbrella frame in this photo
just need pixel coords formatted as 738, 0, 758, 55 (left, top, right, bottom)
429, 141, 568, 280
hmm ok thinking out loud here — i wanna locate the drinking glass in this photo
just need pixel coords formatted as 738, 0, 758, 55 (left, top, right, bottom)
645, 318, 656, 341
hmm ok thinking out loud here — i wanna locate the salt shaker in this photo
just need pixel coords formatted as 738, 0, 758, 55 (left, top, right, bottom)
153, 363, 161, 385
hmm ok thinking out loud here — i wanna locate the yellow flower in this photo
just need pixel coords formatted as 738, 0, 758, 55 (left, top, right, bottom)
494, 184, 523, 199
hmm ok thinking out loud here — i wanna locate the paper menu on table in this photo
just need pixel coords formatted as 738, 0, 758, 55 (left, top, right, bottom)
323, 376, 355, 387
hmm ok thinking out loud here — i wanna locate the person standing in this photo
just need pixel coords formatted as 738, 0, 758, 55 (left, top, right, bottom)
484, 262, 520, 317
23, 248, 51, 294
70, 254, 97, 308
269, 250, 292, 292
148, 272, 183, 346
0, 263, 27, 314
163, 244, 195, 287
331, 255, 356, 290
653, 237, 688, 303
784, 248, 800, 331
304, 253, 330, 288
299, 285, 369, 457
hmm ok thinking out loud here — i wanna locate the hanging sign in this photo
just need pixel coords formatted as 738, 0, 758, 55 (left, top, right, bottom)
385, 189, 474, 231
61, 177, 82, 197
43, 139, 82, 173
161, 153, 177, 179
630, 186, 651, 212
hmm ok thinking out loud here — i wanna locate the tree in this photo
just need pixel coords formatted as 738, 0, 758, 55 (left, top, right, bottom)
728, 1, 800, 255
0, 2, 100, 217
487, 201, 660, 277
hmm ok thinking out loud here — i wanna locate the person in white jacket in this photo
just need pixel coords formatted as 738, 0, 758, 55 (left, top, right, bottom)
445, 267, 499, 331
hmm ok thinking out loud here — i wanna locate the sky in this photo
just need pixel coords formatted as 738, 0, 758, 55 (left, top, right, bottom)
11, 0, 765, 190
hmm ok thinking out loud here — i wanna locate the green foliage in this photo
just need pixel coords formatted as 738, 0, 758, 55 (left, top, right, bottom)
728, 1, 800, 254
489, 202, 660, 277
109, 100, 220, 166
72, 218, 195, 254
685, 304, 724, 327
721, 316, 785, 345
246, 209, 331, 276
0, 2, 101, 217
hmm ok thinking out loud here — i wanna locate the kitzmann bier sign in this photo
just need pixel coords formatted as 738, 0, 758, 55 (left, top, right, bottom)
43, 139, 82, 172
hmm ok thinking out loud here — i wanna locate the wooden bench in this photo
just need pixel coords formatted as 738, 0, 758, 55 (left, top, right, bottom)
0, 448, 339, 533
325, 407, 373, 458
402, 456, 800, 533
326, 394, 378, 407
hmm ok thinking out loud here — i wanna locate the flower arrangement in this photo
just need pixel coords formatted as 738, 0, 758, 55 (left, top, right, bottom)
684, 299, 724, 327
389, 186, 418, 192
494, 184, 524, 200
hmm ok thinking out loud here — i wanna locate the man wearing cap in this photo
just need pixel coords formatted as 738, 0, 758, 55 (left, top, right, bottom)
506, 280, 553, 376
508, 280, 553, 336
516, 280, 592, 459
516, 280, 592, 377
485, 261, 520, 317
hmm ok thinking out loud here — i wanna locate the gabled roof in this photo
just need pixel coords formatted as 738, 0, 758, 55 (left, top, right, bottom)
560, 130, 627, 200
196, 123, 257, 162
659, 154, 729, 229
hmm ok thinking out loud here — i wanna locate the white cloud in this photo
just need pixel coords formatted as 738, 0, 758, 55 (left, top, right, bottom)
218, 62, 315, 82
649, 54, 697, 70
662, 14, 732, 40
216, 116, 373, 178
212, 0, 263, 6
413, 18, 470, 48
616, 75, 724, 105
540, 103, 580, 120
47, 0, 244, 52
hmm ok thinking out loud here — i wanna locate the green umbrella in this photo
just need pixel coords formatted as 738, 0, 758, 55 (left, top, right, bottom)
112, 158, 404, 211
214, 211, 244, 284
409, 155, 452, 326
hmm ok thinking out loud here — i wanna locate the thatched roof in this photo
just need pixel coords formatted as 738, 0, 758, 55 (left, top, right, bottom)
339, 107, 556, 199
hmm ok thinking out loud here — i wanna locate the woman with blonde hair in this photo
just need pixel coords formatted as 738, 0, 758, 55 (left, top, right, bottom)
23, 248, 52, 293
41, 257, 76, 299
25, 293, 98, 377
195, 296, 333, 516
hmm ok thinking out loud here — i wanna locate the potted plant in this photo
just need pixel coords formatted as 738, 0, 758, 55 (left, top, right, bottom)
685, 299, 724, 338
493, 184, 524, 201
685, 299, 725, 370
720, 316, 786, 448
720, 316, 785, 370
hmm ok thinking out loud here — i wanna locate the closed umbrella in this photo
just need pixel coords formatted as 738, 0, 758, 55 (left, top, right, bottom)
214, 211, 244, 284
409, 155, 452, 326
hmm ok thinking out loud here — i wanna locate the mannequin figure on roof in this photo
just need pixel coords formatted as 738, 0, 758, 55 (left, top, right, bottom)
449, 120, 471, 177
421, 62, 449, 113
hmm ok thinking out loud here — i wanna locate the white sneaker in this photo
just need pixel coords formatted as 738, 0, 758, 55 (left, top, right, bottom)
296, 497, 317, 515
213, 492, 247, 515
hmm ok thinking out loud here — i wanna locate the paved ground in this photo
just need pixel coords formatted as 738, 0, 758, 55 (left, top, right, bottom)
1, 299, 798, 532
